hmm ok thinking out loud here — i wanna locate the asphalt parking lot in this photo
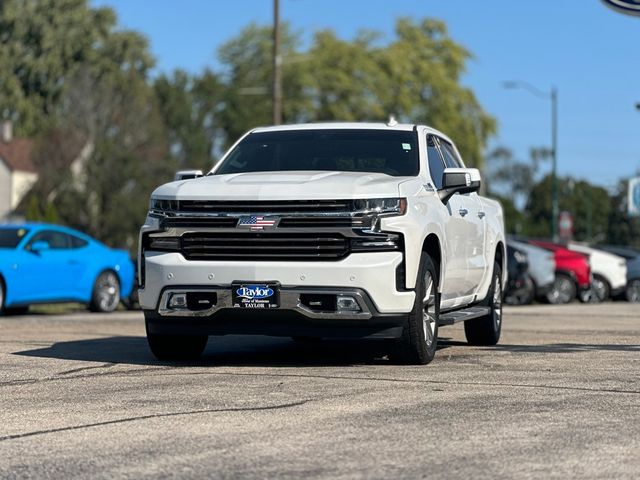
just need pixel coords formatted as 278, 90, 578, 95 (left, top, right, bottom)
1, 303, 638, 479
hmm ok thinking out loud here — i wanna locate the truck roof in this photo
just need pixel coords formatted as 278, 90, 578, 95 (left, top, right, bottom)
250, 122, 451, 140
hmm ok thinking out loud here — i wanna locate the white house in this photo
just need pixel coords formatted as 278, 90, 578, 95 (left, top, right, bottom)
0, 121, 38, 220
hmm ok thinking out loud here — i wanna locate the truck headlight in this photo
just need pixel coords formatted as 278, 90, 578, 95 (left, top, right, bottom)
143, 234, 181, 252
355, 198, 407, 217
149, 198, 178, 217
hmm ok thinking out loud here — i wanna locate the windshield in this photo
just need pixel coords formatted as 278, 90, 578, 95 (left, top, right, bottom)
0, 228, 29, 248
215, 129, 419, 177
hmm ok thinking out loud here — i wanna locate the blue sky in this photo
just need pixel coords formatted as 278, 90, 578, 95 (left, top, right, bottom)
93, 0, 640, 188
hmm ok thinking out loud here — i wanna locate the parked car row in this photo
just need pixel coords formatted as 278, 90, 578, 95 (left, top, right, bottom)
505, 237, 639, 305
1, 221, 637, 314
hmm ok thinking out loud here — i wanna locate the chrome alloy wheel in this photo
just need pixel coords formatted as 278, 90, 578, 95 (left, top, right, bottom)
627, 279, 640, 303
492, 274, 503, 329
550, 276, 574, 304
96, 272, 120, 312
422, 270, 437, 347
591, 277, 608, 303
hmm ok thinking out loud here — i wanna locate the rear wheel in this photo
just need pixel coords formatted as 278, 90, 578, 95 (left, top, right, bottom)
546, 273, 577, 304
626, 279, 640, 303
146, 322, 208, 361
89, 271, 121, 313
464, 261, 503, 346
391, 253, 439, 365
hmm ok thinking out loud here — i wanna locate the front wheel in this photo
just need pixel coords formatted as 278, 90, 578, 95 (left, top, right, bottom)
546, 273, 577, 304
590, 275, 610, 303
0, 279, 5, 315
504, 274, 535, 306
626, 279, 640, 303
146, 327, 208, 361
391, 253, 440, 365
464, 261, 503, 346
89, 271, 121, 313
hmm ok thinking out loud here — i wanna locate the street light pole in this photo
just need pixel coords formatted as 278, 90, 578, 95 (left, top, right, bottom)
503, 81, 559, 240
272, 0, 282, 125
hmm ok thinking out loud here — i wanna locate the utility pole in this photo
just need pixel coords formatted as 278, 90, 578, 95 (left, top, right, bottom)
551, 86, 558, 241
272, 0, 282, 125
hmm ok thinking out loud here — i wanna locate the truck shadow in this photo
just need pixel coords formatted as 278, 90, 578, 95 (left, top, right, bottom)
14, 335, 419, 367
438, 340, 640, 354
15, 336, 640, 368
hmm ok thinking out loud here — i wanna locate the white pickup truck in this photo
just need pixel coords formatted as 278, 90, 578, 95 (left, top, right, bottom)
138, 123, 506, 365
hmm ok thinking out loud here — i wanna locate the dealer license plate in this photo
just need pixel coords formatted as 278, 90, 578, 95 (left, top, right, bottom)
232, 283, 280, 309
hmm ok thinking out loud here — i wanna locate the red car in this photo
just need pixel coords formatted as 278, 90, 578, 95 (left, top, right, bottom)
528, 240, 591, 304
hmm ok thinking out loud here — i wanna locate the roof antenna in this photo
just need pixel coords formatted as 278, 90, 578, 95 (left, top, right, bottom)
387, 114, 398, 127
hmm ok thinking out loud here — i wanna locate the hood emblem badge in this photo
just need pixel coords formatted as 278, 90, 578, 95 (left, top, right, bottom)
238, 215, 279, 230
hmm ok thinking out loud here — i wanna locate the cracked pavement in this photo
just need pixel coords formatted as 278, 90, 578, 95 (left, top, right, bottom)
1, 303, 639, 479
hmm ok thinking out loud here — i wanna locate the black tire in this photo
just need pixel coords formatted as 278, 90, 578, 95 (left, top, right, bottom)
626, 279, 640, 303
89, 271, 121, 313
4, 306, 29, 315
504, 274, 535, 306
546, 273, 577, 304
465, 261, 503, 346
390, 253, 440, 365
590, 274, 610, 303
0, 278, 5, 315
121, 293, 139, 311
146, 322, 208, 361
578, 286, 601, 303
291, 336, 322, 343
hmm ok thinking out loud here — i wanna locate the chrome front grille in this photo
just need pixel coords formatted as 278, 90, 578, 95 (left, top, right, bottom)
144, 200, 403, 262
176, 199, 353, 214
181, 232, 350, 261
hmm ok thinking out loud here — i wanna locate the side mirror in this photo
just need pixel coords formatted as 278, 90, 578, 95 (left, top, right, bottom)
439, 168, 482, 203
30, 241, 50, 253
174, 169, 204, 181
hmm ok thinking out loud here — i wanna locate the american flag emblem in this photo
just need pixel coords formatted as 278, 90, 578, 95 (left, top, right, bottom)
238, 215, 278, 230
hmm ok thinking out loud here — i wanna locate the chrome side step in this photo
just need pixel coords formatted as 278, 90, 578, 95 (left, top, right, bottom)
439, 306, 490, 326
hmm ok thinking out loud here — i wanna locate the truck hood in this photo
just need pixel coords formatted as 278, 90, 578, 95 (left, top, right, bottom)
152, 171, 410, 200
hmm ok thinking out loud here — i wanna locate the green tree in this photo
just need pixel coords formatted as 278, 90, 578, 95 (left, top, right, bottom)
216, 23, 312, 147
213, 18, 495, 165
307, 29, 387, 122
154, 69, 224, 171
526, 176, 610, 242
484, 146, 550, 234
381, 19, 495, 168
0, 0, 151, 136
23, 68, 170, 251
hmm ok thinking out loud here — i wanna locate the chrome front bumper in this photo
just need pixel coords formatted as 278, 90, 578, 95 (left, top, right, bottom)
157, 286, 374, 320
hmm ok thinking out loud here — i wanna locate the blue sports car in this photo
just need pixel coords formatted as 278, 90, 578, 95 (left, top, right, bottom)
0, 223, 135, 314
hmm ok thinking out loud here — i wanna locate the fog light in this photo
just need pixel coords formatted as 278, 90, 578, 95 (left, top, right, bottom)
336, 295, 361, 312
168, 293, 187, 309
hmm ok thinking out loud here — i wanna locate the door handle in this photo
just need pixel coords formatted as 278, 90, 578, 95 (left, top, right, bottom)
459, 208, 468, 217
67, 260, 81, 265
478, 211, 486, 219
